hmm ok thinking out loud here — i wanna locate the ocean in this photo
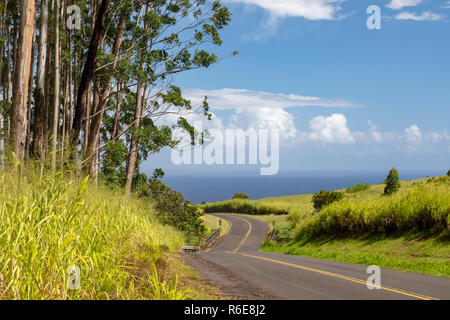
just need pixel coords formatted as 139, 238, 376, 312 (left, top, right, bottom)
162, 170, 446, 204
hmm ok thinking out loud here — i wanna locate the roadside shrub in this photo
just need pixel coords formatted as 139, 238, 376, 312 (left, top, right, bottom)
384, 168, 400, 195
346, 183, 370, 193
312, 190, 345, 210
233, 193, 250, 200
148, 175, 205, 239
295, 184, 450, 239
201, 199, 289, 215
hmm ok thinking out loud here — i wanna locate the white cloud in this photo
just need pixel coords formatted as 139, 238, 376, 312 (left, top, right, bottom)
183, 88, 363, 111
404, 124, 422, 145
387, 0, 423, 10
395, 11, 443, 21
307, 114, 355, 144
368, 120, 383, 143
442, 1, 450, 9
225, 0, 342, 20
229, 108, 298, 140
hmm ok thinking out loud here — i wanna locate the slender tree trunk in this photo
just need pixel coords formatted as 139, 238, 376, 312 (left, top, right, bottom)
84, 13, 125, 175
51, 0, 61, 174
71, 0, 110, 154
124, 4, 150, 195
32, 0, 49, 159
25, 33, 35, 159
124, 85, 145, 195
82, 81, 91, 156
67, 28, 73, 137
10, 0, 35, 161
111, 82, 122, 140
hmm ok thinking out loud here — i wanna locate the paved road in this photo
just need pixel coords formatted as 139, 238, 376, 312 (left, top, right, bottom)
184, 214, 450, 300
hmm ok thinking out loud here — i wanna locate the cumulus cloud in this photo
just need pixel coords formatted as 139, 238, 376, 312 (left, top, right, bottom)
183, 88, 363, 111
387, 0, 423, 10
368, 120, 383, 143
395, 11, 443, 21
225, 0, 342, 20
229, 108, 298, 140
404, 124, 422, 145
307, 113, 355, 144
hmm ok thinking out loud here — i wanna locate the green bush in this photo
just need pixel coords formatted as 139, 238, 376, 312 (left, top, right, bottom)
148, 177, 205, 239
295, 184, 450, 239
447, 170, 450, 177
312, 190, 345, 210
384, 168, 400, 195
346, 183, 370, 193
201, 199, 288, 215
233, 193, 250, 200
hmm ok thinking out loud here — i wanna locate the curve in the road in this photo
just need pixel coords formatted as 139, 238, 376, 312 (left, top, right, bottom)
185, 214, 450, 300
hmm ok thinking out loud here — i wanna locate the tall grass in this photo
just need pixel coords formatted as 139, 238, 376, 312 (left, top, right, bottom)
346, 183, 370, 193
202, 199, 289, 216
294, 183, 450, 239
0, 166, 184, 299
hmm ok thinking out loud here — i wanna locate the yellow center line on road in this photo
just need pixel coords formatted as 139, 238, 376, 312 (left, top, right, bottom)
230, 252, 438, 301
232, 216, 252, 253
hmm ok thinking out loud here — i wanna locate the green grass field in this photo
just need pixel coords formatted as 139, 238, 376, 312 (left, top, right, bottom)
0, 167, 218, 299
202, 175, 450, 277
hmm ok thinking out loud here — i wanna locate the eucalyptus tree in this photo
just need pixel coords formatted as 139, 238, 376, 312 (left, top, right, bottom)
9, 0, 35, 161
78, 0, 232, 193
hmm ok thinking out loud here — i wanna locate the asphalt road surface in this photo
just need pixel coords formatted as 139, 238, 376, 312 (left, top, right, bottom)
184, 214, 450, 300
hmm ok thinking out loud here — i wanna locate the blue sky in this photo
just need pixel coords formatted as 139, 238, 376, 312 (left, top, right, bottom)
143, 0, 450, 177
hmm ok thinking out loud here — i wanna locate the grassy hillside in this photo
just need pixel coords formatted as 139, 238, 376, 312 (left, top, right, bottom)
0, 168, 218, 299
202, 175, 450, 277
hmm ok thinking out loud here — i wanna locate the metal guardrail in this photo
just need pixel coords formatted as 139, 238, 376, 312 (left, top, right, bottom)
182, 246, 201, 252
268, 228, 276, 241
202, 227, 221, 249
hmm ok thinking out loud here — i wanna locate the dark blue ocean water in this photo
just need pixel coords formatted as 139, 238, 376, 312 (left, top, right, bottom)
162, 170, 445, 204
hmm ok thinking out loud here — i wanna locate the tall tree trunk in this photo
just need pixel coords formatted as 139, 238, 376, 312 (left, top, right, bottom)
10, 0, 35, 162
31, 0, 48, 159
84, 13, 125, 176
111, 82, 122, 140
124, 4, 150, 195
82, 81, 91, 155
124, 87, 143, 195
71, 0, 109, 155
51, 0, 61, 174
25, 32, 35, 159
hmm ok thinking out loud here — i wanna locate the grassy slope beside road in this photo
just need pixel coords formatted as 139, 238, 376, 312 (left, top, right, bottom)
0, 168, 219, 300
201, 176, 450, 278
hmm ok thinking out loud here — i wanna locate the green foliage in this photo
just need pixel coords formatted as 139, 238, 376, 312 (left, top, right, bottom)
346, 183, 370, 193
233, 193, 250, 200
147, 264, 189, 300
295, 184, 450, 239
147, 170, 205, 239
202, 199, 289, 216
312, 190, 345, 210
447, 170, 450, 177
0, 168, 183, 299
427, 175, 450, 185
384, 168, 400, 195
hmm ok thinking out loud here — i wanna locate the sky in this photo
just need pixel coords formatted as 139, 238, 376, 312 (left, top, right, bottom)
143, 0, 450, 177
